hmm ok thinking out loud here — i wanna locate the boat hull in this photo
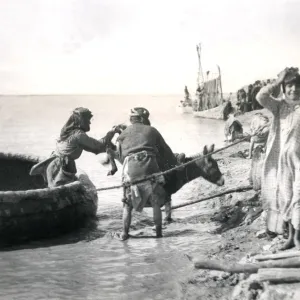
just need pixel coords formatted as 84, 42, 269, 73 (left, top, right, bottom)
0, 153, 98, 245
176, 105, 194, 114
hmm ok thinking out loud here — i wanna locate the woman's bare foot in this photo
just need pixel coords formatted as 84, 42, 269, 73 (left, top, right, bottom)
280, 222, 295, 250
294, 230, 300, 250
279, 238, 295, 250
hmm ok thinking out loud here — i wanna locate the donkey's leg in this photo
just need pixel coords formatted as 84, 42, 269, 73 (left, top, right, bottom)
153, 203, 163, 238
164, 199, 173, 222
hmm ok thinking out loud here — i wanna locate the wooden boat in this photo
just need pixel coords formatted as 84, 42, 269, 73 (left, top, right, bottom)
0, 152, 98, 245
192, 43, 224, 115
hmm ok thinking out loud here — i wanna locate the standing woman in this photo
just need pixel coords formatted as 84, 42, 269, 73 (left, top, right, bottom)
256, 67, 300, 250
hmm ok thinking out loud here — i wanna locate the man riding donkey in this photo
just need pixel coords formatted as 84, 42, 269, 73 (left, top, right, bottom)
30, 107, 117, 187
257, 67, 300, 250
111, 107, 224, 241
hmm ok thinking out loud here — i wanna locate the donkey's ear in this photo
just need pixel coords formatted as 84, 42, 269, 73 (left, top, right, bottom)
208, 144, 215, 154
203, 145, 208, 155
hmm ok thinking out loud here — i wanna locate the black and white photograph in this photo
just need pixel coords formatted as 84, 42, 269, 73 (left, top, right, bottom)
1, 0, 300, 299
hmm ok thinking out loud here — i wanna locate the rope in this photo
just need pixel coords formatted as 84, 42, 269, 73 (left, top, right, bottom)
96, 123, 270, 192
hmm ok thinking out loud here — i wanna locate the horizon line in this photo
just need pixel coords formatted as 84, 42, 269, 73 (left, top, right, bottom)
0, 92, 232, 97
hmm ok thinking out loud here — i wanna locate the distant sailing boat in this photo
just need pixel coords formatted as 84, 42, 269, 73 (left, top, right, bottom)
193, 43, 224, 113
176, 43, 223, 114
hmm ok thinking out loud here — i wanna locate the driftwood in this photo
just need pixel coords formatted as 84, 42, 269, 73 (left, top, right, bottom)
193, 257, 300, 274
193, 259, 259, 273
168, 185, 253, 211
257, 268, 300, 283
254, 250, 300, 262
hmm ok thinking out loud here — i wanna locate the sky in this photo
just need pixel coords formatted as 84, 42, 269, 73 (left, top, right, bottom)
0, 0, 299, 94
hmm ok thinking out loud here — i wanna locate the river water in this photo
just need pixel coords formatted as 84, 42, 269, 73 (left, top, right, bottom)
0, 95, 226, 300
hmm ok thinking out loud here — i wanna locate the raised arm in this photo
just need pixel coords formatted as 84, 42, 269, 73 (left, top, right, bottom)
256, 68, 289, 114
256, 83, 281, 114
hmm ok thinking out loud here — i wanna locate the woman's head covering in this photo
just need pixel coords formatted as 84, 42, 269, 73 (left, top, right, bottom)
282, 68, 300, 93
129, 107, 151, 125
59, 107, 93, 142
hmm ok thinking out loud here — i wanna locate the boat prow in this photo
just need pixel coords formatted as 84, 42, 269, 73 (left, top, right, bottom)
0, 152, 98, 245
176, 102, 194, 114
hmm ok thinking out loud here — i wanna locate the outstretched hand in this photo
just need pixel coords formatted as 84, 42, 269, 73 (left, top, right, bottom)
112, 124, 127, 134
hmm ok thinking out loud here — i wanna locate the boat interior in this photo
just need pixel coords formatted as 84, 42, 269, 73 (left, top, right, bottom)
0, 156, 47, 191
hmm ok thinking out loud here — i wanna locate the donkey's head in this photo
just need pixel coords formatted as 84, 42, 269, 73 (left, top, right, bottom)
196, 144, 224, 186
164, 144, 224, 196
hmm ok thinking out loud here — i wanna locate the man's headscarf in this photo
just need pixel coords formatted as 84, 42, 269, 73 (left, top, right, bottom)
130, 107, 151, 125
59, 107, 93, 142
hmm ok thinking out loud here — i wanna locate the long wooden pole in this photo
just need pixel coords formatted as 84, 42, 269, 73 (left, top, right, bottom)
196, 43, 204, 87
193, 257, 300, 273
162, 185, 253, 211
254, 251, 300, 262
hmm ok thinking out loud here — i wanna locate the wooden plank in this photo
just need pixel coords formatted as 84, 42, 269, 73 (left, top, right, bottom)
254, 251, 300, 261
193, 257, 300, 274
258, 268, 300, 283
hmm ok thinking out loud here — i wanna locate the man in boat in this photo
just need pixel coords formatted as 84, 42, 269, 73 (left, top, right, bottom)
184, 85, 190, 100
30, 107, 117, 187
184, 85, 192, 106
116, 107, 178, 240
196, 86, 205, 111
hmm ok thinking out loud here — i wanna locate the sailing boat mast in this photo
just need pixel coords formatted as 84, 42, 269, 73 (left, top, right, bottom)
217, 65, 223, 100
196, 43, 204, 87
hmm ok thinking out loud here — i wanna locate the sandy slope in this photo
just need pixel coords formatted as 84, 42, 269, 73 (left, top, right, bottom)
180, 108, 290, 300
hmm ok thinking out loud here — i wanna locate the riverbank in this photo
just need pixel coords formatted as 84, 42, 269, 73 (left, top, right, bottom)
177, 107, 292, 300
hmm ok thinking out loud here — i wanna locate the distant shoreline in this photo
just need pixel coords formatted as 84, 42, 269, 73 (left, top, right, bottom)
0, 93, 232, 97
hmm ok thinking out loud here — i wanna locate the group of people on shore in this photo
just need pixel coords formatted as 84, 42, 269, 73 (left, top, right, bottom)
236, 78, 280, 114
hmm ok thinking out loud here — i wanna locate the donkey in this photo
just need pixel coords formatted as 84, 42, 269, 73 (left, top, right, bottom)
163, 144, 224, 221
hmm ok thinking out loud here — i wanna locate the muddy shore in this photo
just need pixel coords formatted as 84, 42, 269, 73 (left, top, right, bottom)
179, 107, 295, 300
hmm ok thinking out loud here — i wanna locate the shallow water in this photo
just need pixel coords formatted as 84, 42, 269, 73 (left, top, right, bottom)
0, 95, 225, 300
